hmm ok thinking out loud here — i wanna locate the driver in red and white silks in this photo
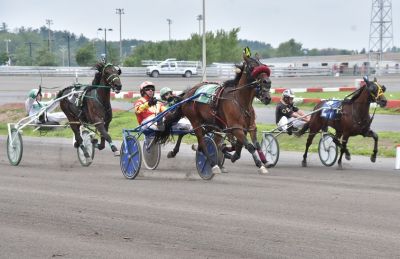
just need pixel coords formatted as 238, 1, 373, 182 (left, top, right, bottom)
134, 81, 166, 130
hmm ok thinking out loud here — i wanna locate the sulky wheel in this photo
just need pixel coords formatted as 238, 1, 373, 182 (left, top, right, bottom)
120, 135, 142, 179
142, 136, 161, 170
195, 135, 218, 180
261, 133, 280, 168
7, 128, 23, 166
77, 130, 95, 167
318, 133, 338, 167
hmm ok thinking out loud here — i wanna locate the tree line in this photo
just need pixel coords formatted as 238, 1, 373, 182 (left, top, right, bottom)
1, 23, 399, 67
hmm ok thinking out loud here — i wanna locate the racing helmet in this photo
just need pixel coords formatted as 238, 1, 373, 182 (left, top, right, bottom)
282, 89, 295, 98
28, 89, 40, 99
160, 87, 173, 100
139, 81, 155, 96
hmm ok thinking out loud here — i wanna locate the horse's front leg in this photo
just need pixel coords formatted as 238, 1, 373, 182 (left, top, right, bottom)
249, 128, 267, 164
365, 129, 378, 162
95, 121, 119, 156
233, 129, 268, 174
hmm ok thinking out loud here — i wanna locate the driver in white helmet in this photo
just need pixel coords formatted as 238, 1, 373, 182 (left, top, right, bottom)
25, 88, 66, 125
275, 89, 310, 135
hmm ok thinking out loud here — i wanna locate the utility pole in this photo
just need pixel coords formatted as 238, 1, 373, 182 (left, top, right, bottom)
45, 19, 53, 52
115, 8, 125, 63
166, 18, 172, 41
65, 34, 71, 67
25, 41, 37, 65
202, 0, 206, 81
368, 0, 393, 67
196, 14, 202, 35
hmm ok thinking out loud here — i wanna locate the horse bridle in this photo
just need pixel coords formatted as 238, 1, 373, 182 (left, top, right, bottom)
102, 63, 121, 88
369, 82, 385, 101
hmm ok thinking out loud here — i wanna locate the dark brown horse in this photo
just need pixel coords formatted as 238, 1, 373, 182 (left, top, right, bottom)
155, 53, 272, 174
298, 77, 387, 168
56, 62, 122, 157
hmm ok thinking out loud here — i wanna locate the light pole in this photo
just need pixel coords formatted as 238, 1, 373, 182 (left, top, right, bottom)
202, 0, 206, 81
45, 19, 53, 52
98, 28, 113, 62
166, 18, 172, 41
4, 39, 11, 54
196, 14, 202, 35
115, 8, 125, 63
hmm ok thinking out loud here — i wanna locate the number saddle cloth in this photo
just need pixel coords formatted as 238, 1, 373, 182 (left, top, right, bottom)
320, 100, 342, 120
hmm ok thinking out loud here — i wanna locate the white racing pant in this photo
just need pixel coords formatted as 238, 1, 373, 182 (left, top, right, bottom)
277, 116, 306, 131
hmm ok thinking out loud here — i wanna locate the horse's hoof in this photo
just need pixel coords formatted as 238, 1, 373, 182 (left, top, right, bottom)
91, 138, 98, 145
337, 163, 343, 170
96, 144, 105, 150
191, 144, 197, 151
258, 166, 269, 174
212, 165, 221, 174
111, 145, 118, 152
221, 167, 229, 173
167, 151, 176, 158
302, 160, 307, 167
345, 154, 351, 161
74, 142, 79, 148
113, 150, 120, 157
371, 155, 376, 163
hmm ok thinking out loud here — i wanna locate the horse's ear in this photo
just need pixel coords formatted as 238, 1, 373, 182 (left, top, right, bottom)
117, 68, 122, 75
373, 77, 377, 82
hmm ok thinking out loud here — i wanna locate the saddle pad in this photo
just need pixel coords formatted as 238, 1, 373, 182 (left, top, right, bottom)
194, 83, 220, 104
321, 100, 342, 120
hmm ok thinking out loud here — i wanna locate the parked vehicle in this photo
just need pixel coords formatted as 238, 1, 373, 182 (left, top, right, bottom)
146, 58, 199, 78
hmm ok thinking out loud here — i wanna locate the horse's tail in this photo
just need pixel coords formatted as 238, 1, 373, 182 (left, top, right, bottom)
154, 106, 184, 144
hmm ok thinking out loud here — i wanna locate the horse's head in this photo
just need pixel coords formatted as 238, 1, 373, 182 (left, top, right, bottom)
242, 53, 272, 105
94, 63, 122, 93
364, 76, 387, 107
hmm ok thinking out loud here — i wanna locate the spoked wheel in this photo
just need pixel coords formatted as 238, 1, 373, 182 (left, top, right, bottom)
7, 128, 23, 166
77, 130, 95, 167
195, 136, 218, 180
142, 136, 161, 170
261, 133, 280, 167
318, 133, 338, 167
120, 135, 142, 179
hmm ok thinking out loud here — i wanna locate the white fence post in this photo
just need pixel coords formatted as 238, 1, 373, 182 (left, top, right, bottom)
396, 145, 400, 170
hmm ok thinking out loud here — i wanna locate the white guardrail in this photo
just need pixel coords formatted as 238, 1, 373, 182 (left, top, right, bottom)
0, 65, 397, 77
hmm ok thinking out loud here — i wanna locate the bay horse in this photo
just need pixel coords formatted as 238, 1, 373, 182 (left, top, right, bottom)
297, 77, 387, 169
56, 62, 122, 157
155, 52, 272, 174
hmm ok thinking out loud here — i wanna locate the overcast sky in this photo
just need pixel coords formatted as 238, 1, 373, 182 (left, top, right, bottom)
1, 0, 399, 50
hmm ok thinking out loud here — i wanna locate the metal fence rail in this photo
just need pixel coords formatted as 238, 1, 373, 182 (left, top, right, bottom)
1, 65, 398, 77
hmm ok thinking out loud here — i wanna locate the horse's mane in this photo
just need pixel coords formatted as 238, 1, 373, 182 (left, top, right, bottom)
223, 64, 244, 88
92, 62, 105, 85
343, 85, 365, 103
